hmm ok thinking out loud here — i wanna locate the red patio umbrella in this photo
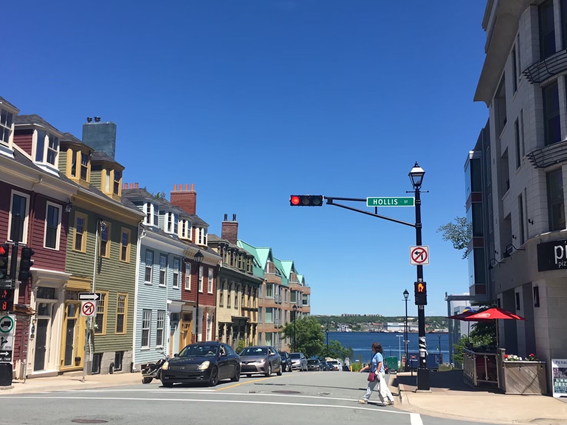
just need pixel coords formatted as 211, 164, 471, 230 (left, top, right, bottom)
458, 307, 526, 322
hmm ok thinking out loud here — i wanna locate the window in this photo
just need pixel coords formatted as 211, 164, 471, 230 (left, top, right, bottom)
515, 119, 521, 169
70, 151, 77, 177
142, 309, 151, 348
159, 254, 167, 286
520, 109, 525, 159
44, 202, 61, 249
512, 46, 518, 93
0, 107, 13, 145
114, 352, 124, 372
518, 194, 525, 245
145, 250, 154, 283
539, 0, 556, 60
198, 266, 204, 292
290, 290, 297, 303
266, 283, 274, 298
495, 76, 507, 136
35, 130, 46, 162
258, 307, 262, 322
156, 310, 165, 347
120, 228, 130, 262
46, 135, 59, 165
105, 169, 111, 193
74, 212, 87, 252
515, 292, 521, 311
9, 191, 29, 243
80, 152, 89, 180
219, 281, 224, 307
99, 222, 110, 258
534, 286, 540, 308
185, 263, 191, 290
208, 268, 213, 293
547, 169, 565, 231
95, 292, 107, 334
144, 203, 151, 225
116, 293, 127, 334
265, 308, 273, 323
234, 285, 239, 308
198, 227, 207, 245
113, 170, 121, 195
173, 258, 180, 288
265, 332, 272, 346
543, 82, 561, 146
180, 219, 187, 238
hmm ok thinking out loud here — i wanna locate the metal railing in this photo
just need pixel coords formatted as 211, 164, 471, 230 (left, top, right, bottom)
523, 50, 567, 84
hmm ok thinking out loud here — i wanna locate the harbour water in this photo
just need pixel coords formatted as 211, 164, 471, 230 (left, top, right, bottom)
327, 331, 450, 364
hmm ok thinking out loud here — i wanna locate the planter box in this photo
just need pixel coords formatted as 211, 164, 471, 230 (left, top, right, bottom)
501, 361, 547, 395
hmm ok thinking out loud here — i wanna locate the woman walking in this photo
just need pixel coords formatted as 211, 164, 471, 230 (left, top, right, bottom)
359, 342, 395, 405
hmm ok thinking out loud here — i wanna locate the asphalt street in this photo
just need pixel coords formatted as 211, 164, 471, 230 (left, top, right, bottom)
1, 371, 501, 425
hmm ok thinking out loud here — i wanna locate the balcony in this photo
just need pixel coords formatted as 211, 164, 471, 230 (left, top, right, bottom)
526, 139, 567, 169
523, 50, 567, 84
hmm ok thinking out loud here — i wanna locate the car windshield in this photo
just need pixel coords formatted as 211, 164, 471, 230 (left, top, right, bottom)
290, 353, 301, 359
327, 361, 338, 364
178, 344, 219, 357
240, 347, 268, 356
308, 360, 319, 364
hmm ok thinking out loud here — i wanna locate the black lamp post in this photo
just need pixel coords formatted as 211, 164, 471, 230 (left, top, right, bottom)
403, 289, 410, 372
194, 250, 204, 342
409, 162, 429, 391
292, 304, 298, 352
325, 327, 329, 357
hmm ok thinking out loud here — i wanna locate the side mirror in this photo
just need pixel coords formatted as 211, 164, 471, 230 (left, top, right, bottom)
174, 353, 179, 357
269, 352, 276, 356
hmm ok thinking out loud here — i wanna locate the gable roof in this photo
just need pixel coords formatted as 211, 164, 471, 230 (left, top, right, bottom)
14, 114, 63, 136
0, 96, 19, 112
272, 257, 289, 286
237, 240, 265, 279
279, 260, 295, 279
61, 132, 95, 151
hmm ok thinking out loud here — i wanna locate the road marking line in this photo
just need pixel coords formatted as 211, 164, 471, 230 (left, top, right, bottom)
410, 413, 423, 425
215, 375, 284, 391
67, 388, 216, 393
0, 396, 410, 415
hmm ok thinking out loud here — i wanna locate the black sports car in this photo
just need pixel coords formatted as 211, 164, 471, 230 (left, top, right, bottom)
160, 342, 240, 387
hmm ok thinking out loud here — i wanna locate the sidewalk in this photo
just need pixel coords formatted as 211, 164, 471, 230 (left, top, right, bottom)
0, 372, 142, 395
391, 371, 567, 425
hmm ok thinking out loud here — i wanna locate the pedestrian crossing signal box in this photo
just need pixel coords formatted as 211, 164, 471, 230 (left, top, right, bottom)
414, 281, 427, 306
0, 289, 13, 312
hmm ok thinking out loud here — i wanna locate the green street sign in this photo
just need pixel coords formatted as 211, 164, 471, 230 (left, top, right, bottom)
366, 197, 415, 207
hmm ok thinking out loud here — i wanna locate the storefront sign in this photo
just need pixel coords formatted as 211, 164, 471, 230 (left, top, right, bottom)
551, 359, 567, 398
537, 239, 567, 271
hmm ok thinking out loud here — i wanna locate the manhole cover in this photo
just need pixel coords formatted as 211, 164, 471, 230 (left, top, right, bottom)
72, 421, 108, 424
272, 390, 301, 394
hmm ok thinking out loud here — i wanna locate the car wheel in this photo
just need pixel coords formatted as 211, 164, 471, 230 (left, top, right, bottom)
277, 365, 282, 376
289, 364, 293, 372
208, 367, 219, 387
142, 377, 153, 384
161, 380, 173, 388
231, 366, 240, 382
265, 363, 272, 377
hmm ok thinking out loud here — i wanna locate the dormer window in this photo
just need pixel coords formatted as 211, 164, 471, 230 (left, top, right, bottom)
197, 227, 207, 245
35, 130, 59, 168
179, 219, 191, 239
113, 170, 122, 195
0, 108, 13, 146
69, 150, 90, 181
80, 153, 89, 179
166, 212, 178, 234
143, 203, 159, 226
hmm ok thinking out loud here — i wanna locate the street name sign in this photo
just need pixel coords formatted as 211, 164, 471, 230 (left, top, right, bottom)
367, 197, 415, 207
79, 293, 101, 301
81, 301, 97, 317
410, 246, 430, 265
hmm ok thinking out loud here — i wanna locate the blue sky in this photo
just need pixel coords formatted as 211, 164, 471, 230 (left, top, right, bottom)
4, 0, 489, 317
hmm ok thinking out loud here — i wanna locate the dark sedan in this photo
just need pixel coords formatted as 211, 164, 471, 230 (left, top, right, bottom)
240, 346, 282, 377
160, 342, 240, 387
307, 359, 321, 371
278, 351, 293, 372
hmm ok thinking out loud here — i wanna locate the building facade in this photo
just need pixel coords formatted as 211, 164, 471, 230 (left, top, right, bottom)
474, 0, 567, 366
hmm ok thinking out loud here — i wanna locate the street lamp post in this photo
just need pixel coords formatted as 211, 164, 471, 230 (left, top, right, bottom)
194, 250, 204, 343
292, 305, 298, 352
396, 334, 403, 370
409, 162, 429, 391
403, 289, 409, 372
325, 327, 329, 357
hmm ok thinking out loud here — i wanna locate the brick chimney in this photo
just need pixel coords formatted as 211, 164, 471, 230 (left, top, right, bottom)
170, 183, 196, 215
222, 213, 238, 245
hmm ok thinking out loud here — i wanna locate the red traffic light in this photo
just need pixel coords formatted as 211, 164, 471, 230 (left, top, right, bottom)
289, 195, 324, 207
291, 196, 301, 206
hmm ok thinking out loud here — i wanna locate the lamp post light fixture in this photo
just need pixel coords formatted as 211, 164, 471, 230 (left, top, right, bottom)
292, 304, 298, 352
409, 162, 430, 391
403, 289, 410, 372
194, 250, 204, 342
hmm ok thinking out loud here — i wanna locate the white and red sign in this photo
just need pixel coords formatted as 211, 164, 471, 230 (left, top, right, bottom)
410, 246, 429, 265
81, 300, 97, 317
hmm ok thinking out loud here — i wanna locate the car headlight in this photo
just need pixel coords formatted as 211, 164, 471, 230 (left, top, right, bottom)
198, 361, 210, 371
162, 362, 169, 370
256, 358, 266, 364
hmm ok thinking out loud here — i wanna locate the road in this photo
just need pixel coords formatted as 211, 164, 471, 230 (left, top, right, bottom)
1, 371, 500, 425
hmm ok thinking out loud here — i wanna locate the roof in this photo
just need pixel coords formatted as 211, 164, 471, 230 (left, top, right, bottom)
91, 151, 124, 168
279, 260, 295, 278
61, 132, 95, 151
237, 240, 265, 279
0, 96, 19, 112
272, 257, 289, 286
14, 114, 63, 135
122, 187, 154, 200
188, 214, 208, 228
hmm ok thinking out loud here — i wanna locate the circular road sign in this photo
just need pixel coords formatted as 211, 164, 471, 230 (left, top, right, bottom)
0, 315, 14, 334
82, 301, 96, 317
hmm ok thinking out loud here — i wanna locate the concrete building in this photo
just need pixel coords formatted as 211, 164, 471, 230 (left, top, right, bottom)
474, 0, 567, 365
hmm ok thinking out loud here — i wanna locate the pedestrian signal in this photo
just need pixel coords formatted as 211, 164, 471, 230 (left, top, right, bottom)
414, 281, 427, 306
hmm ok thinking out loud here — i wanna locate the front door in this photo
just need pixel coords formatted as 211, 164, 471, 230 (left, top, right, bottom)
34, 319, 49, 371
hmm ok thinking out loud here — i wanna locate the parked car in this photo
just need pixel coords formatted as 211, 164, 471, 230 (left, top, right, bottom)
160, 342, 240, 387
307, 359, 321, 371
290, 352, 308, 371
327, 360, 340, 371
239, 346, 282, 377
320, 361, 332, 371
278, 351, 293, 372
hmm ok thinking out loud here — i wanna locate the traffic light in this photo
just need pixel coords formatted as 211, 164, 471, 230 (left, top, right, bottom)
289, 195, 324, 207
0, 244, 9, 281
18, 247, 34, 281
0, 288, 13, 312
414, 281, 427, 306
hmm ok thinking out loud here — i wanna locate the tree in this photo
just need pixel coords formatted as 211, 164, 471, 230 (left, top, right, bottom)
437, 216, 472, 258
280, 316, 324, 358
323, 340, 353, 360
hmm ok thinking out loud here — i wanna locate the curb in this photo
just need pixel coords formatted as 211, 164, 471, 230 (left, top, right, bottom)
397, 383, 409, 405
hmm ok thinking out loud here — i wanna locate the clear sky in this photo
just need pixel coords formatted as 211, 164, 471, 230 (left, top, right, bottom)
4, 0, 489, 317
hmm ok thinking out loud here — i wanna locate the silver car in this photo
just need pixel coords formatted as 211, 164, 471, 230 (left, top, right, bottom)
290, 352, 308, 371
239, 346, 282, 377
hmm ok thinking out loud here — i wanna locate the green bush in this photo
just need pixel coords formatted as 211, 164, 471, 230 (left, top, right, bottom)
236, 339, 246, 354
350, 362, 362, 372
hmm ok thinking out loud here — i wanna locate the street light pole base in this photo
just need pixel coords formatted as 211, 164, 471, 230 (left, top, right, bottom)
417, 368, 430, 391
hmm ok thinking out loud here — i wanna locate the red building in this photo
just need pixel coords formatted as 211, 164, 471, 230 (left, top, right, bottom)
170, 184, 219, 344
1, 97, 78, 378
